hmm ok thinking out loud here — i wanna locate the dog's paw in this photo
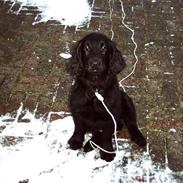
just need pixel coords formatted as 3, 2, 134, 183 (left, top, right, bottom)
83, 140, 93, 152
68, 136, 83, 150
100, 151, 116, 162
132, 133, 147, 147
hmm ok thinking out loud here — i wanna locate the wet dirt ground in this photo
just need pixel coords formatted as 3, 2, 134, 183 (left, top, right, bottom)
0, 0, 183, 179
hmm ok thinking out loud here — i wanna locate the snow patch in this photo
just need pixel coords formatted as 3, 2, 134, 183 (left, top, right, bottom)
0, 108, 180, 183
60, 52, 72, 59
169, 128, 177, 133
7, 0, 92, 28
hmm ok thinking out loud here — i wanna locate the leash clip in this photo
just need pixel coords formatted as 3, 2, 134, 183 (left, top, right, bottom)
95, 89, 104, 101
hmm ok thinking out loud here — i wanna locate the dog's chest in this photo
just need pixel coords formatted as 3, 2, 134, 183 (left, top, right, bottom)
92, 97, 104, 113
83, 98, 110, 131
81, 97, 106, 117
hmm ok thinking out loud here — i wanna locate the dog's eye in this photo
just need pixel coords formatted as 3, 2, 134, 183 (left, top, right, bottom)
100, 42, 106, 52
85, 44, 90, 51
84, 43, 90, 55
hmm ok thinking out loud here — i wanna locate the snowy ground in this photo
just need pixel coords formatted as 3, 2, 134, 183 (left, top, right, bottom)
0, 104, 182, 183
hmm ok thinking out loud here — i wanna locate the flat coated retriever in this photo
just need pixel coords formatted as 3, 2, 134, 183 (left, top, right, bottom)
67, 32, 146, 162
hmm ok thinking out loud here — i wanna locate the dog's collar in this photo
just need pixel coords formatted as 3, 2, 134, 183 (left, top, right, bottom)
95, 88, 104, 96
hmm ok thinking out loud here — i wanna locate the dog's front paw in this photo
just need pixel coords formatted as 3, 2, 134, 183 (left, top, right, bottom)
100, 151, 116, 162
68, 136, 83, 150
83, 140, 93, 152
99, 144, 116, 162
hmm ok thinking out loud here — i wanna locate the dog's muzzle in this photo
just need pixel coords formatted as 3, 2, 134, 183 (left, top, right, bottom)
87, 58, 104, 74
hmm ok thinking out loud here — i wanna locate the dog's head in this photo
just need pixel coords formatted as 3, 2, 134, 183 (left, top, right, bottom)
68, 32, 126, 78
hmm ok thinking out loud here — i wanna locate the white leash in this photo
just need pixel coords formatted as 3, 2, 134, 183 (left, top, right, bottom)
89, 90, 119, 154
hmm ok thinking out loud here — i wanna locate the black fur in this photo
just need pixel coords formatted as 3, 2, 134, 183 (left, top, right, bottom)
67, 32, 146, 162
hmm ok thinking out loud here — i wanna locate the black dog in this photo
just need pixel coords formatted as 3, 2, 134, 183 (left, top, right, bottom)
67, 32, 146, 162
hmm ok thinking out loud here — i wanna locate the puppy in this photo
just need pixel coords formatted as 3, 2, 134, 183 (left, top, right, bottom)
67, 32, 146, 161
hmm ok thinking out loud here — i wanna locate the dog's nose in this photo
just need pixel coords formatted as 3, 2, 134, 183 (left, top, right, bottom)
87, 57, 103, 73
92, 61, 98, 66
91, 58, 102, 66
91, 60, 101, 69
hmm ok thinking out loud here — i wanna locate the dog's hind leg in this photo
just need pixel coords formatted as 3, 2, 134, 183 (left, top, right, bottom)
121, 91, 146, 147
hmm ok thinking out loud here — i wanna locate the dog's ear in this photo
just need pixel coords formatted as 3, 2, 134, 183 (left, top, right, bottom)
67, 40, 84, 76
109, 41, 126, 75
